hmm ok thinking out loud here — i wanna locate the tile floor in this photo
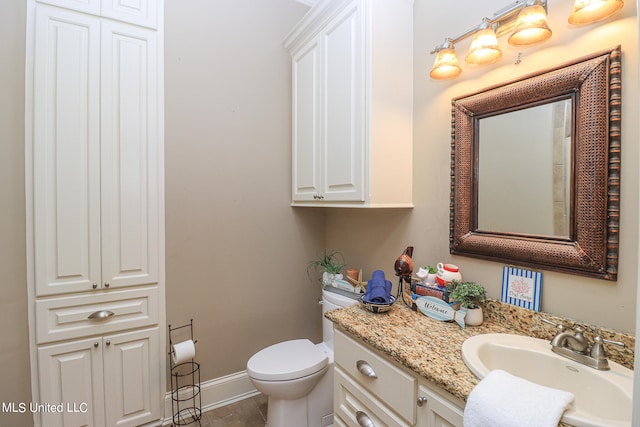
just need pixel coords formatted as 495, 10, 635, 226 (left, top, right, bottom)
198, 394, 268, 427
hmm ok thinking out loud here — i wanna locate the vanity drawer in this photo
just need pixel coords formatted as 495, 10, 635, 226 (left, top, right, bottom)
335, 366, 411, 427
36, 287, 159, 344
334, 329, 416, 424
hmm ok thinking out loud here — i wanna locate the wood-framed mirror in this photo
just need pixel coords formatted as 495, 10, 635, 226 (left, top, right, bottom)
450, 46, 621, 280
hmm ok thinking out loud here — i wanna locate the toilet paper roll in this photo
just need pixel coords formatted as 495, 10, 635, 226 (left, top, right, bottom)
172, 339, 196, 364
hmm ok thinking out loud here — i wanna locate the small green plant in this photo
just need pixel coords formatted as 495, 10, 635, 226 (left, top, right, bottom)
424, 265, 437, 274
448, 280, 486, 309
307, 250, 346, 281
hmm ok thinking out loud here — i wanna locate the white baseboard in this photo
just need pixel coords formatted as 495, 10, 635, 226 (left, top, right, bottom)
162, 370, 259, 425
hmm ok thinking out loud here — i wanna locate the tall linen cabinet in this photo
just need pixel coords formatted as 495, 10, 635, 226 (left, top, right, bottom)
25, 0, 166, 426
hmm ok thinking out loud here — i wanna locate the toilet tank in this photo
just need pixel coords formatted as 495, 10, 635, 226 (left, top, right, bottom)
321, 287, 359, 351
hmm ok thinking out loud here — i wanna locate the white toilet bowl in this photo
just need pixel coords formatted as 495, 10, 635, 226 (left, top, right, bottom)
246, 288, 358, 427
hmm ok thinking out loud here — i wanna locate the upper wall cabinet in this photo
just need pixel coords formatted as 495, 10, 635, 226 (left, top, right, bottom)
36, 0, 158, 28
284, 0, 414, 207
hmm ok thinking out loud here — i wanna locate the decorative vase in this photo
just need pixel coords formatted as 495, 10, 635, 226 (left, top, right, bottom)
436, 263, 462, 286
465, 306, 483, 326
322, 272, 343, 286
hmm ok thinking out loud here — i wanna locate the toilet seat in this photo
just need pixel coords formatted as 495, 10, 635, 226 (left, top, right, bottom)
247, 339, 328, 381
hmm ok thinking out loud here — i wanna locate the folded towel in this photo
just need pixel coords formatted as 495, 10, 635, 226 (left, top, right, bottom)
463, 369, 574, 427
364, 270, 392, 304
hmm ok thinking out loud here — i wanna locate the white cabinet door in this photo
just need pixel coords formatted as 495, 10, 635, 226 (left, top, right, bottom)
321, 1, 364, 202
416, 384, 464, 427
290, 0, 364, 203
103, 328, 161, 427
38, 337, 106, 427
100, 19, 159, 290
33, 5, 102, 297
32, 7, 159, 296
292, 39, 322, 201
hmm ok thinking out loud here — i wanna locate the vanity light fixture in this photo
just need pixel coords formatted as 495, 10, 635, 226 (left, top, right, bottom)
568, 0, 624, 25
429, 0, 551, 79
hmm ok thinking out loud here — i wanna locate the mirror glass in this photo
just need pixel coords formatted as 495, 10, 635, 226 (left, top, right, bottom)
477, 99, 572, 238
449, 47, 621, 280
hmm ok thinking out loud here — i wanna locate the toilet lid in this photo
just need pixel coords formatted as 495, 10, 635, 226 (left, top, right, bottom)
247, 339, 328, 381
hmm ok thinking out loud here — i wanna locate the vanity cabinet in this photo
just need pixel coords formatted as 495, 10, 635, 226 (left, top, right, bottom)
26, 0, 165, 425
333, 328, 464, 427
284, 0, 413, 207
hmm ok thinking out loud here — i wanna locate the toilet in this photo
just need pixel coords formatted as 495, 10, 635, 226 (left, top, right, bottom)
246, 287, 358, 427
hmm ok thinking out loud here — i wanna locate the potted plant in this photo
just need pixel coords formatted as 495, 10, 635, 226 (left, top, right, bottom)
448, 281, 486, 326
307, 250, 346, 286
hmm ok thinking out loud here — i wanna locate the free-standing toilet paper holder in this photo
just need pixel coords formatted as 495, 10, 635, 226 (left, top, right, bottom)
168, 320, 201, 426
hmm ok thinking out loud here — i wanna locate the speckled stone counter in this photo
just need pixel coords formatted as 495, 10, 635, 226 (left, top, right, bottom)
325, 295, 635, 425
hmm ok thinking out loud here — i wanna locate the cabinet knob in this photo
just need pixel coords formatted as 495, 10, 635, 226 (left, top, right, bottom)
92, 283, 98, 289
356, 360, 378, 379
417, 396, 428, 407
94, 342, 99, 348
105, 340, 111, 346
104, 282, 110, 288
356, 411, 375, 427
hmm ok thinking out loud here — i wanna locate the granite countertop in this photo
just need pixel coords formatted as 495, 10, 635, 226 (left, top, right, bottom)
325, 296, 508, 402
325, 293, 636, 408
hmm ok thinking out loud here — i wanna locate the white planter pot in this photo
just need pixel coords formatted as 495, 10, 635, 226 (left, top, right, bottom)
465, 307, 484, 326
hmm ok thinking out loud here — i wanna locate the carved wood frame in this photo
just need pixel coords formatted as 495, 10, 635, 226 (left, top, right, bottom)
450, 46, 621, 280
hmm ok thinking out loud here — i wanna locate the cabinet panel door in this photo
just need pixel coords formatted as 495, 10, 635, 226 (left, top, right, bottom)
103, 328, 161, 427
416, 384, 464, 427
33, 5, 102, 297
38, 337, 105, 427
100, 20, 159, 290
292, 39, 322, 201
322, 1, 364, 201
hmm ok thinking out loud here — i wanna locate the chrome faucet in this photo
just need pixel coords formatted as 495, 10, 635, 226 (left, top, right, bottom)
541, 318, 625, 370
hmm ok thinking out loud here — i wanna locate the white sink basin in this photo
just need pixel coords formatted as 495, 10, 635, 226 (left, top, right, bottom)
462, 333, 633, 427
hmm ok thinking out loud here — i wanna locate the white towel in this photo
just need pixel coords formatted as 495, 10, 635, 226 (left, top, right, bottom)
463, 369, 574, 427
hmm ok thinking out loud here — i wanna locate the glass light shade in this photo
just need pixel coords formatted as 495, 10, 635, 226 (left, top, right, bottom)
430, 48, 462, 79
568, 0, 624, 25
465, 27, 502, 66
508, 4, 552, 46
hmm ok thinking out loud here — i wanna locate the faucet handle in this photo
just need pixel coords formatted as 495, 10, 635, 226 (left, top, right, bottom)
601, 337, 625, 348
590, 335, 625, 360
541, 318, 565, 332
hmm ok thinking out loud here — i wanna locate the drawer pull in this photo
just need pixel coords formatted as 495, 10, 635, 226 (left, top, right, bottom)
356, 411, 375, 427
356, 360, 378, 379
88, 310, 115, 320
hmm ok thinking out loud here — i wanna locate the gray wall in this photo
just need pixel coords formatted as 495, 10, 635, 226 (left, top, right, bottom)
0, 1, 32, 426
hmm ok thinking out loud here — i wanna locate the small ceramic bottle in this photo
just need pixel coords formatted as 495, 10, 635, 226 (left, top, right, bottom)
435, 263, 462, 287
